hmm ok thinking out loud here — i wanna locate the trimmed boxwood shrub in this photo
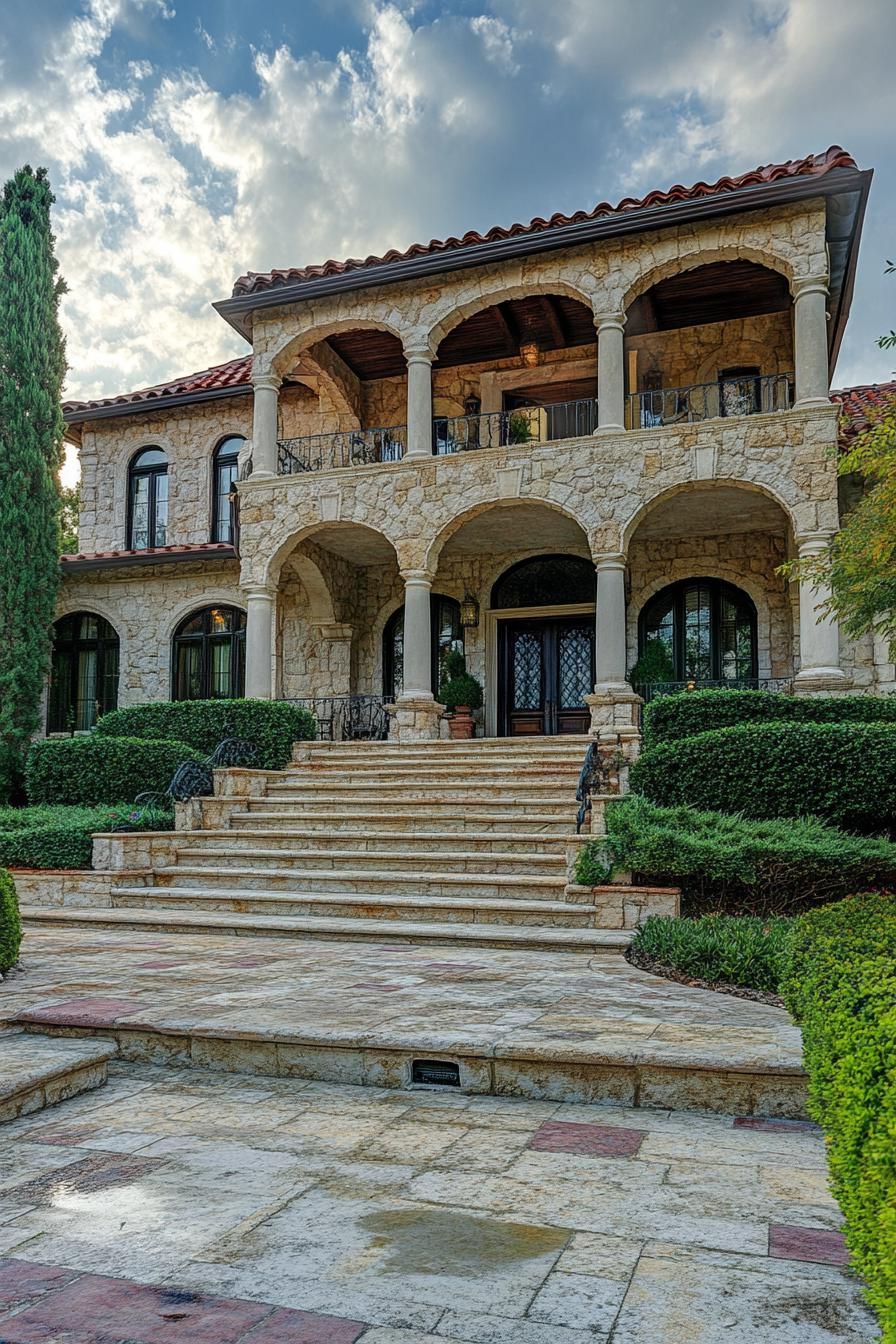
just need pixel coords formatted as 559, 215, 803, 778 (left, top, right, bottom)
0, 803, 173, 870
576, 794, 896, 914
25, 736, 202, 806
0, 743, 23, 806
631, 913, 793, 994
643, 688, 896, 748
781, 894, 896, 1339
95, 698, 316, 770
630, 721, 896, 832
0, 869, 21, 972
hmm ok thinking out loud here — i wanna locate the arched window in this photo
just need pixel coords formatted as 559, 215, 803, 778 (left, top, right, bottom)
638, 578, 757, 686
491, 554, 595, 609
383, 595, 463, 701
172, 606, 246, 701
48, 613, 119, 732
128, 447, 168, 550
212, 436, 244, 543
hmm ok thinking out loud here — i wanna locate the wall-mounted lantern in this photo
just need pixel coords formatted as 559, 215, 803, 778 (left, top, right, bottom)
460, 592, 480, 628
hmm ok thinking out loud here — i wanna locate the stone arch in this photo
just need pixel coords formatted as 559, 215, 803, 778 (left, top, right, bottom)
281, 552, 336, 627
263, 318, 406, 381
622, 247, 795, 314
426, 279, 596, 354
424, 495, 591, 574
620, 478, 797, 554
263, 519, 400, 590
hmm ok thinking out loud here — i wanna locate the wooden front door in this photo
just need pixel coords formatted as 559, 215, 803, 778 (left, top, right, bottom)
499, 617, 594, 736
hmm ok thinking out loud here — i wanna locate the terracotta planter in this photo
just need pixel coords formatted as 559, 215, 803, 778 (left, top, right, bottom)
448, 706, 475, 739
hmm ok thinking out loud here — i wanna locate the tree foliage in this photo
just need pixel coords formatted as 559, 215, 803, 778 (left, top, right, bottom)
59, 482, 79, 554
0, 166, 66, 761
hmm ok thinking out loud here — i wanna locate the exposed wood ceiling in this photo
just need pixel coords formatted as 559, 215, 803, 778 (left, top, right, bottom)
626, 260, 790, 336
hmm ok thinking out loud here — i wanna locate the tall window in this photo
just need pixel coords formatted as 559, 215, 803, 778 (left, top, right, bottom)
638, 578, 757, 685
48, 613, 119, 732
172, 606, 246, 701
383, 595, 463, 701
212, 436, 244, 543
128, 447, 168, 549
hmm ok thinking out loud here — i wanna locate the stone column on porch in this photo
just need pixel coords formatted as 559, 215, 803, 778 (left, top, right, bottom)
585, 553, 642, 770
791, 275, 830, 410
593, 311, 626, 433
793, 531, 849, 692
404, 344, 434, 461
250, 372, 281, 478
244, 585, 275, 699
388, 568, 444, 741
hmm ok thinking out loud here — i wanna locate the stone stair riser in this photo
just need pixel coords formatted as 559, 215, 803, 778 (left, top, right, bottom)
151, 867, 567, 901
171, 848, 567, 876
239, 805, 575, 828
178, 831, 572, 856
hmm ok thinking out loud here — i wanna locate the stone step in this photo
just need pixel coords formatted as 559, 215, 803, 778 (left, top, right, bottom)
0, 1031, 116, 1123
264, 785, 578, 805
299, 737, 590, 754
182, 828, 576, 856
170, 845, 568, 876
151, 864, 567, 901
233, 810, 576, 835
21, 905, 631, 952
110, 886, 603, 927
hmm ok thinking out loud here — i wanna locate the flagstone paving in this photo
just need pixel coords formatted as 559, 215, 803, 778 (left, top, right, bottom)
0, 1061, 877, 1342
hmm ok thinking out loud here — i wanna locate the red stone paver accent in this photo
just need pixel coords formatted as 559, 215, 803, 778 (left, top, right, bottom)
0, 1259, 79, 1308
19, 997, 141, 1026
734, 1116, 820, 1134
768, 1224, 850, 1266
240, 1305, 367, 1343
529, 1120, 645, 1157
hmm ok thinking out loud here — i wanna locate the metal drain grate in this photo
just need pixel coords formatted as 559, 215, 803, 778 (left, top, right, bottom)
412, 1059, 461, 1087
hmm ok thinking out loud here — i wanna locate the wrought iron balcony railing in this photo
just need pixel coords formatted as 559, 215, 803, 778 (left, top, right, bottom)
434, 397, 599, 455
279, 694, 389, 741
277, 426, 407, 475
628, 374, 792, 429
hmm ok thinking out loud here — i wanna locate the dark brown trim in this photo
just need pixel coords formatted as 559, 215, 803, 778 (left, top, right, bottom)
64, 382, 252, 427
60, 546, 237, 573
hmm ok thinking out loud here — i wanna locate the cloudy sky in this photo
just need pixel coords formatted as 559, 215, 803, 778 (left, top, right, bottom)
1, 0, 894, 408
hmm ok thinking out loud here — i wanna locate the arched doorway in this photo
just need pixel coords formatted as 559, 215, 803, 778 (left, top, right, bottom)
637, 578, 758, 690
491, 555, 595, 736
48, 613, 120, 732
383, 595, 463, 702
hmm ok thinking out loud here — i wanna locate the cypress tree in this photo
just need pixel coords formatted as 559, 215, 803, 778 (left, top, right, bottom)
0, 166, 67, 770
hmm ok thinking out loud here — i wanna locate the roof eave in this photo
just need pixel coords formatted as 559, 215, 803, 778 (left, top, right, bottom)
64, 381, 252, 427
60, 546, 238, 572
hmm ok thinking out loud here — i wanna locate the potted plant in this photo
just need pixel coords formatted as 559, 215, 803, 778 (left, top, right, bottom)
439, 648, 483, 739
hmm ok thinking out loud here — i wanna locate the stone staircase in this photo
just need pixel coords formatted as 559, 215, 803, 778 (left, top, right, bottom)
23, 738, 675, 952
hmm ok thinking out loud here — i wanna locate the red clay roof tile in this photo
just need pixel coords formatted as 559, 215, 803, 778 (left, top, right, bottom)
63, 356, 252, 417
831, 380, 896, 442
60, 542, 236, 566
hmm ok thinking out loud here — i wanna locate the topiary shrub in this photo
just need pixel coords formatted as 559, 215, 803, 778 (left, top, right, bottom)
576, 794, 896, 915
25, 736, 202, 806
631, 913, 794, 994
630, 721, 896, 832
95, 698, 316, 770
438, 649, 484, 711
781, 893, 896, 1339
643, 687, 896, 748
0, 868, 21, 972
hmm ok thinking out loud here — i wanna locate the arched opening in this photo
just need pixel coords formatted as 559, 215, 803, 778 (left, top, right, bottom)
431, 293, 598, 453
48, 613, 119, 732
382, 594, 464, 702
211, 436, 244, 543
128, 446, 168, 550
636, 578, 757, 691
172, 605, 246, 701
491, 554, 596, 608
624, 261, 793, 427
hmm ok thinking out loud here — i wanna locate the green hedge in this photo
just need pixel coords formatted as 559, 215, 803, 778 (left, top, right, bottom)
631, 913, 793, 994
630, 721, 896, 831
25, 736, 202, 806
781, 894, 896, 1339
0, 803, 174, 870
96, 698, 316, 770
0, 869, 21, 972
643, 688, 896, 747
0, 744, 23, 806
575, 795, 896, 914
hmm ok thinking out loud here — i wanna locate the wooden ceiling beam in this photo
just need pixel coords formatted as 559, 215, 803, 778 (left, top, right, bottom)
539, 296, 568, 348
494, 302, 520, 355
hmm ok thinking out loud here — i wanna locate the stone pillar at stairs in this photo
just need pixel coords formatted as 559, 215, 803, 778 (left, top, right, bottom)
387, 569, 444, 740
587, 552, 641, 777
793, 531, 849, 693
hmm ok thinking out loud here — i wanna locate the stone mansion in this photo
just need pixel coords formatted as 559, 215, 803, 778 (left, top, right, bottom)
56, 145, 887, 743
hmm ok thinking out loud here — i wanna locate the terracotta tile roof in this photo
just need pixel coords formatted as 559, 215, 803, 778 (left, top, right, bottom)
64, 356, 252, 417
60, 543, 237, 570
831, 380, 896, 442
232, 146, 859, 297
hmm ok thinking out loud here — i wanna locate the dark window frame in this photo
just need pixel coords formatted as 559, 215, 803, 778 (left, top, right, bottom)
211, 436, 244, 543
491, 554, 596, 610
47, 612, 120, 732
171, 605, 247, 702
638, 577, 758, 683
382, 594, 463, 701
127, 446, 169, 550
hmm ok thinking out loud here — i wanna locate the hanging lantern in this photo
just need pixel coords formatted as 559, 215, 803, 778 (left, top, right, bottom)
460, 592, 480, 628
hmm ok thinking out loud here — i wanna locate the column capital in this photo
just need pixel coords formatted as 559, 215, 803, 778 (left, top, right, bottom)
790, 274, 829, 301
403, 344, 435, 366
593, 552, 627, 572
400, 567, 435, 587
796, 530, 836, 557
593, 310, 626, 333
252, 372, 282, 392
243, 583, 276, 601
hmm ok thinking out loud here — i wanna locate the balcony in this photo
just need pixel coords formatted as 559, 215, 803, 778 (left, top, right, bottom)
627, 373, 792, 430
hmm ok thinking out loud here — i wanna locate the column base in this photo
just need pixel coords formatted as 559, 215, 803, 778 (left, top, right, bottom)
793, 667, 851, 695
386, 697, 445, 742
592, 424, 624, 436
792, 397, 832, 411
585, 689, 643, 785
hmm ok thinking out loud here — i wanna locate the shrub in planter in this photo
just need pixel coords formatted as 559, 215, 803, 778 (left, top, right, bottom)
781, 894, 896, 1338
25, 736, 202, 806
643, 687, 896, 748
439, 649, 483, 738
0, 868, 21, 972
95, 698, 316, 770
0, 803, 174, 870
575, 794, 896, 914
630, 721, 896, 832
631, 913, 794, 994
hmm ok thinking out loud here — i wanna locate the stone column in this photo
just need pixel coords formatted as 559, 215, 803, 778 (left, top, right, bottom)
404, 345, 434, 460
244, 586, 275, 699
585, 552, 642, 767
388, 569, 444, 741
793, 532, 848, 692
594, 311, 626, 433
251, 373, 281, 478
791, 276, 830, 409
